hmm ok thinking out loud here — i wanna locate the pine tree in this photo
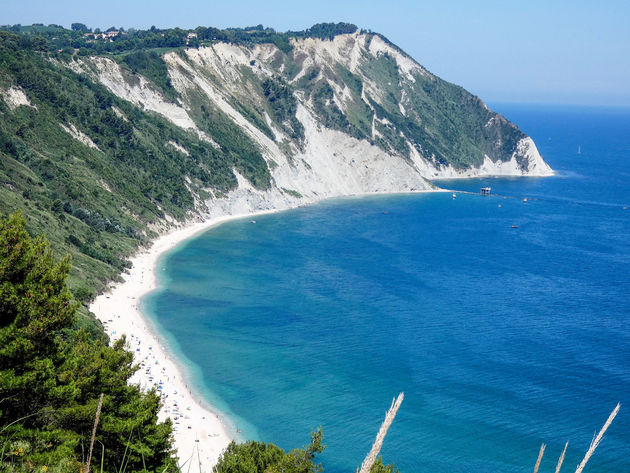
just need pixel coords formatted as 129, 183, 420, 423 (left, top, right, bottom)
0, 212, 176, 472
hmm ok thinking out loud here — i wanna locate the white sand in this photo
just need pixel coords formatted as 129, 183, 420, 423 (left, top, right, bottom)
90, 210, 279, 472
88, 190, 438, 471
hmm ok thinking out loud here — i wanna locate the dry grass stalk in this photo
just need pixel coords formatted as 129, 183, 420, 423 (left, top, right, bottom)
555, 441, 569, 473
357, 392, 404, 473
574, 403, 620, 473
85, 393, 104, 473
533, 443, 546, 473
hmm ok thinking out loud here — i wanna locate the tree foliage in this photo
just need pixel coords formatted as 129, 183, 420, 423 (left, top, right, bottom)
120, 50, 177, 101
0, 30, 269, 296
0, 22, 359, 56
70, 23, 89, 33
0, 212, 176, 472
369, 457, 400, 473
213, 429, 325, 473
262, 77, 304, 141
212, 429, 400, 473
303, 23, 358, 40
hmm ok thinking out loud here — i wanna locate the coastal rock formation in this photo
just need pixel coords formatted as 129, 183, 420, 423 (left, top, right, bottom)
0, 25, 552, 292
71, 31, 551, 217
0, 25, 556, 470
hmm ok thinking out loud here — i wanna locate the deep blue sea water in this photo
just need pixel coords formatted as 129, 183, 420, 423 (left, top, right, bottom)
143, 104, 630, 473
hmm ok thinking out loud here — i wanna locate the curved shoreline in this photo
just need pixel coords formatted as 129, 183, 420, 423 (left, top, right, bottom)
88, 188, 441, 471
89, 209, 282, 471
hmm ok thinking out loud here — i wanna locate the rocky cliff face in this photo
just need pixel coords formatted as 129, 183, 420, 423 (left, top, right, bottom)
70, 32, 551, 217
0, 26, 553, 293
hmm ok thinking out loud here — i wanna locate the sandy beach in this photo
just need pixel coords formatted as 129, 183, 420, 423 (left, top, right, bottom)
90, 210, 279, 472
88, 190, 436, 472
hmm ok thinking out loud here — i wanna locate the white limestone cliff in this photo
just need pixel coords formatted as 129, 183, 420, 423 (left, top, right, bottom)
69, 33, 552, 219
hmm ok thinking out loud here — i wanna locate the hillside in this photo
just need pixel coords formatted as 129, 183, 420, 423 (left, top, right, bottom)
0, 23, 552, 301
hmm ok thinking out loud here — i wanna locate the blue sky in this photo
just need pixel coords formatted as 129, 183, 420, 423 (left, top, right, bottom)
2, 0, 629, 106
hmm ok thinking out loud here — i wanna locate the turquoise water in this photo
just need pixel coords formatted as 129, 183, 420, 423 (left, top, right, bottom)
143, 104, 630, 472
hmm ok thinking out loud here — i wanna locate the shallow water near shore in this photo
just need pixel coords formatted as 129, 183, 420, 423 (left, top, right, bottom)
144, 104, 630, 472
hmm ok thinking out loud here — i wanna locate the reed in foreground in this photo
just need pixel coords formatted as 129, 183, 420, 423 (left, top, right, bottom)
532, 403, 620, 473
357, 393, 404, 473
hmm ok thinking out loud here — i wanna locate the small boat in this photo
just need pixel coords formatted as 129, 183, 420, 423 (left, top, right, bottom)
452, 193, 457, 199
523, 198, 528, 203
511, 225, 519, 229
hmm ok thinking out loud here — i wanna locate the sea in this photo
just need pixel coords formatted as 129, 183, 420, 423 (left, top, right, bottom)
142, 104, 630, 473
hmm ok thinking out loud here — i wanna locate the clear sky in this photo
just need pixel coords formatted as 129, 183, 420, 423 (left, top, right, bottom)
2, 0, 629, 106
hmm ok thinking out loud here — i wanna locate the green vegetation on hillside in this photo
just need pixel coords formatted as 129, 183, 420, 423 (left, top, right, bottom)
0, 20, 531, 301
262, 76, 304, 141
0, 19, 532, 308
311, 82, 352, 134
0, 31, 270, 300
0, 18, 545, 472
214, 430, 325, 473
0, 22, 359, 57
0, 20, 528, 173
212, 429, 399, 473
346, 45, 526, 168
0, 212, 405, 472
0, 212, 176, 472
119, 50, 178, 101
